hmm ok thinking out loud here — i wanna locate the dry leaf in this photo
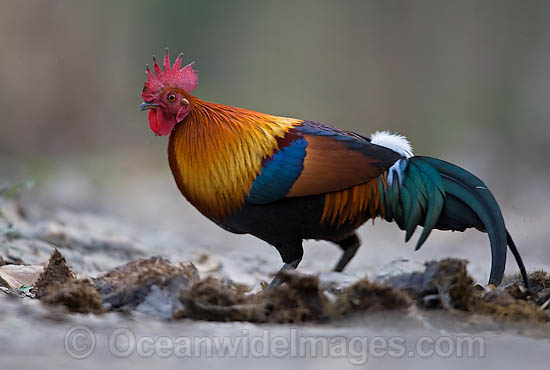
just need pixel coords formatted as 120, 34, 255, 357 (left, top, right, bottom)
0, 265, 44, 289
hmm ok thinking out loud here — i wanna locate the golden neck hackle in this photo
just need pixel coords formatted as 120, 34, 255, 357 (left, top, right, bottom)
168, 97, 300, 219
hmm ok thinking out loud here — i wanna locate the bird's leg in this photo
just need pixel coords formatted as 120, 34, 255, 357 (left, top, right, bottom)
333, 233, 361, 272
267, 240, 303, 289
267, 259, 301, 289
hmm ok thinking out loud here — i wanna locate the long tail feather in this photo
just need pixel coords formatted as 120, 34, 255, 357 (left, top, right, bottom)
381, 156, 527, 286
506, 230, 530, 288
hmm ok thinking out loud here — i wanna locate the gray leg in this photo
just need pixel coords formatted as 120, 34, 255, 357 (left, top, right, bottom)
267, 259, 301, 289
267, 240, 303, 289
333, 233, 361, 272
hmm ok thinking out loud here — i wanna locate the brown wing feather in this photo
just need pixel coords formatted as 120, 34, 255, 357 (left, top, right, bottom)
286, 134, 396, 197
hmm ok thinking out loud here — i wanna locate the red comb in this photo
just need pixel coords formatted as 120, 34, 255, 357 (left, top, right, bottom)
142, 49, 198, 101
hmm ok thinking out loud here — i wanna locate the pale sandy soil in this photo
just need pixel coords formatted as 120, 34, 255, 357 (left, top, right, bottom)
1, 166, 549, 370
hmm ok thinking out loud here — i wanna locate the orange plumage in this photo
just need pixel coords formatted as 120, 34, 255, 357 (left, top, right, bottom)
168, 95, 300, 219
138, 50, 528, 288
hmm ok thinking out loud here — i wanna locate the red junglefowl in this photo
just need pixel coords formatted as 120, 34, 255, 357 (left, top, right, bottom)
139, 50, 528, 288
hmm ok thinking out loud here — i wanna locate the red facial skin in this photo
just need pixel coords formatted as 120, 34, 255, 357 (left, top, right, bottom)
140, 51, 197, 135
147, 90, 190, 136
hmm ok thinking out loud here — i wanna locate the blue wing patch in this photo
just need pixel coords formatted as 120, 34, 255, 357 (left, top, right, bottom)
246, 136, 307, 204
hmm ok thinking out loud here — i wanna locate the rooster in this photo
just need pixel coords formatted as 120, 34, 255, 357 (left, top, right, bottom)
139, 50, 528, 287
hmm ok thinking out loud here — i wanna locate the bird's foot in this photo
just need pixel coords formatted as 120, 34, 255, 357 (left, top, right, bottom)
266, 259, 301, 290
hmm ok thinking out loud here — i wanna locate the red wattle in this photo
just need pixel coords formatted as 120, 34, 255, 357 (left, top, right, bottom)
148, 109, 176, 136
148, 110, 159, 133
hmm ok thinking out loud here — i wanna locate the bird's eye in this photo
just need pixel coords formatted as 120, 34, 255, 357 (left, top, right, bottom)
167, 93, 177, 102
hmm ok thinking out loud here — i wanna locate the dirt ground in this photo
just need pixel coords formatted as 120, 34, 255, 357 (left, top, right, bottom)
1, 184, 550, 370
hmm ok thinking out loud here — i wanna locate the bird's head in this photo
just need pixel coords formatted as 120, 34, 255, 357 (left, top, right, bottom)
139, 49, 198, 136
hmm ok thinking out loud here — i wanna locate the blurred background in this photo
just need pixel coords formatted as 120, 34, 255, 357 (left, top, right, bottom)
1, 0, 549, 281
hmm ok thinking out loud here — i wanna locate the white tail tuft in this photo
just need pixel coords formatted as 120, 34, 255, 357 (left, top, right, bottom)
370, 131, 413, 158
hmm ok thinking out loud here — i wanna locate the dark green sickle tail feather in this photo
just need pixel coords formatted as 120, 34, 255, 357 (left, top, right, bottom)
380, 156, 528, 287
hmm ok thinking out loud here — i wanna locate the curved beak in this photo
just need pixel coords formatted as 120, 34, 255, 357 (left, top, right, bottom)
138, 102, 159, 112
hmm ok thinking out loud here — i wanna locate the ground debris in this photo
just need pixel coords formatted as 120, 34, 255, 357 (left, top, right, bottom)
383, 258, 550, 325
94, 256, 198, 318
176, 276, 266, 322
12, 247, 550, 327
41, 279, 104, 314
385, 258, 473, 309
175, 270, 409, 323
512, 270, 550, 306
262, 271, 330, 323
469, 288, 548, 323
192, 253, 222, 274
0, 264, 44, 289
467, 270, 550, 323
504, 270, 550, 291
332, 279, 410, 316
25, 248, 103, 314
174, 271, 332, 323
31, 249, 75, 299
